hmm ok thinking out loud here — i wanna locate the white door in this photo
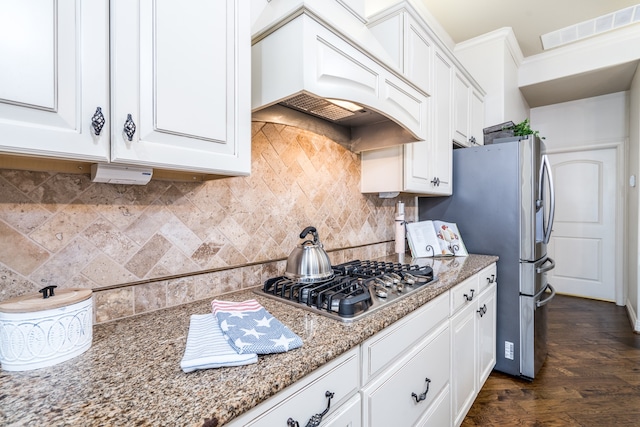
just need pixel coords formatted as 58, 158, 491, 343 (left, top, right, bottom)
547, 147, 619, 302
110, 0, 250, 175
0, 0, 110, 161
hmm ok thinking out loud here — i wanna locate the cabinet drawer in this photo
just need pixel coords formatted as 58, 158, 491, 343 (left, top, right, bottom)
362, 322, 450, 427
477, 263, 497, 294
361, 291, 449, 384
240, 348, 359, 427
450, 274, 480, 315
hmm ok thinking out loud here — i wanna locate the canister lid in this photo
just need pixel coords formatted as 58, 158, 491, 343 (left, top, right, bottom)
0, 287, 92, 313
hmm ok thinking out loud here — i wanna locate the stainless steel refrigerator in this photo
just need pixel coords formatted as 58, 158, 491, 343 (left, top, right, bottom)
418, 135, 556, 379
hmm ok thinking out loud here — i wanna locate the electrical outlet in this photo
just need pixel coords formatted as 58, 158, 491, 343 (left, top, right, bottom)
505, 341, 514, 360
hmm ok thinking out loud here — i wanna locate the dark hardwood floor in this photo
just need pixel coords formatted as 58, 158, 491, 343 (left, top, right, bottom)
462, 294, 640, 427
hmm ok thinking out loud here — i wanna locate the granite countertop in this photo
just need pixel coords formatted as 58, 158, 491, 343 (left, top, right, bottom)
1, 254, 497, 426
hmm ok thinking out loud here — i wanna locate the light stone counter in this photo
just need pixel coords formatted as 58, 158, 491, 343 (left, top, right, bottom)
1, 254, 497, 426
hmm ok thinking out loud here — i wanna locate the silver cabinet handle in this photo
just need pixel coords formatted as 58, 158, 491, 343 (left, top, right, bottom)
91, 107, 105, 135
430, 177, 440, 186
123, 114, 136, 141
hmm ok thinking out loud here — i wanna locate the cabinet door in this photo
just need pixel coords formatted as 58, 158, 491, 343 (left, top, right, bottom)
0, 0, 110, 162
470, 89, 485, 146
452, 71, 470, 147
477, 282, 497, 386
405, 16, 433, 94
111, 0, 250, 175
427, 49, 453, 195
450, 301, 477, 427
389, 50, 452, 195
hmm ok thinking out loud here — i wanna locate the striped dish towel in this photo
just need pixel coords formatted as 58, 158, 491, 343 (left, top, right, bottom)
211, 299, 303, 355
180, 313, 257, 373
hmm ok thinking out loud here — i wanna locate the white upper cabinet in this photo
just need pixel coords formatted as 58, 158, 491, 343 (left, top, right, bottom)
111, 0, 250, 175
453, 70, 485, 147
0, 0, 250, 177
0, 0, 110, 162
362, 9, 453, 195
368, 10, 433, 94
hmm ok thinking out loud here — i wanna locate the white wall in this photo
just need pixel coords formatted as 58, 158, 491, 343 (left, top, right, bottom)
530, 92, 628, 149
628, 67, 640, 330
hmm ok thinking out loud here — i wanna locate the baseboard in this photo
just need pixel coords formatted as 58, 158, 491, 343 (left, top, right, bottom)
625, 299, 640, 332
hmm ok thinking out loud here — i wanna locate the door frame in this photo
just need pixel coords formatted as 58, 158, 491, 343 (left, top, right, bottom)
545, 141, 625, 306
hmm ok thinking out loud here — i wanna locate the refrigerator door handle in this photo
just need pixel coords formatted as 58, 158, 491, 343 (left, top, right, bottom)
536, 283, 556, 308
539, 154, 556, 244
536, 257, 555, 274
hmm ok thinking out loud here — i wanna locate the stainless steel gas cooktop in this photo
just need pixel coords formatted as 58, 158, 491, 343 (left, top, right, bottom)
258, 260, 436, 322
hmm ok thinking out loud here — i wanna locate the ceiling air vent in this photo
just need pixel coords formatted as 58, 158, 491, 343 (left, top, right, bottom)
541, 4, 640, 51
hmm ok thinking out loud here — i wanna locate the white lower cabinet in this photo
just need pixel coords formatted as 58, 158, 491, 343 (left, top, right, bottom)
450, 265, 497, 427
451, 289, 478, 427
361, 321, 450, 427
227, 263, 496, 427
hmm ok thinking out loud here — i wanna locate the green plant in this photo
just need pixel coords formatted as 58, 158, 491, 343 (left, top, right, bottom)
504, 119, 545, 139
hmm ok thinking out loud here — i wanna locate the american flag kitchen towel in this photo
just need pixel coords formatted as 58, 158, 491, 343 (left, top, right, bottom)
180, 313, 257, 373
211, 299, 303, 355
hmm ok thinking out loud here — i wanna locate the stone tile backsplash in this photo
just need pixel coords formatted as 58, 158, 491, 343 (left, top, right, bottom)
0, 122, 416, 323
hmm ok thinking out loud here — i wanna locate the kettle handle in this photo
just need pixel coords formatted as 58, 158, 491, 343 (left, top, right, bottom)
300, 226, 318, 241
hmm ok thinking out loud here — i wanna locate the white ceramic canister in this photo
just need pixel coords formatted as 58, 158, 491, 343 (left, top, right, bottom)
0, 287, 93, 371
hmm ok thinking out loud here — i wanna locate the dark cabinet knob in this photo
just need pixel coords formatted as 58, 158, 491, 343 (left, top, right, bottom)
123, 114, 136, 141
91, 107, 105, 135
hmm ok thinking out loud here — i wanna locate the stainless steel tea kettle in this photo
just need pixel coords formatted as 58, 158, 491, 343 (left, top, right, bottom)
285, 226, 333, 283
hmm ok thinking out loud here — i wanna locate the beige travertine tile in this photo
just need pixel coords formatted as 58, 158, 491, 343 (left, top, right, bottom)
166, 277, 195, 307
0, 265, 40, 301
124, 202, 174, 245
125, 234, 172, 278
0, 220, 50, 276
158, 215, 202, 257
0, 176, 52, 234
78, 184, 148, 229
94, 287, 134, 323
240, 265, 262, 289
154, 246, 200, 276
81, 217, 139, 264
193, 272, 223, 301
30, 206, 97, 252
81, 254, 138, 287
28, 174, 93, 213
134, 281, 167, 314
0, 169, 52, 193
29, 237, 95, 288
216, 244, 248, 267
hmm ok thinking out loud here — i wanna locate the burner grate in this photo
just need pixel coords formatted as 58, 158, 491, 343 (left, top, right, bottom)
260, 259, 435, 321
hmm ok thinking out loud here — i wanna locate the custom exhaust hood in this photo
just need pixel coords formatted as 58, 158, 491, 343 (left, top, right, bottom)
251, 12, 429, 153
